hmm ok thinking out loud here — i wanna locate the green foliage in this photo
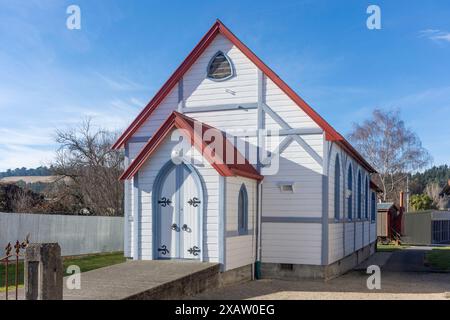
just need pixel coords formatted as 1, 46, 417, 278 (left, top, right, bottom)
410, 165, 450, 195
0, 166, 52, 178
426, 248, 450, 271
0, 252, 125, 291
409, 194, 434, 211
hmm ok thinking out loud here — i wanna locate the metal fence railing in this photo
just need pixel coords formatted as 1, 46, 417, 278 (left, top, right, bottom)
1, 235, 29, 300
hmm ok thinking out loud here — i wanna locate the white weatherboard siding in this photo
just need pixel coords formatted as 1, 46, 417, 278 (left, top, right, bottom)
355, 222, 363, 250
264, 77, 320, 130
183, 34, 258, 108
134, 87, 178, 138
225, 176, 257, 271
124, 142, 146, 259
136, 134, 220, 262
262, 136, 323, 219
261, 223, 322, 265
344, 223, 355, 256
370, 222, 376, 243
226, 236, 254, 271
185, 109, 258, 132
364, 221, 370, 246
328, 223, 344, 264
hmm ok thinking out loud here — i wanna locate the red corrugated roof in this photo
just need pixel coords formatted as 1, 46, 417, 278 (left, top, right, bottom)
120, 111, 263, 181
113, 19, 376, 173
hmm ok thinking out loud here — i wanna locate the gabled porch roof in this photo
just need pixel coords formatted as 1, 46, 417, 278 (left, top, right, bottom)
120, 111, 263, 181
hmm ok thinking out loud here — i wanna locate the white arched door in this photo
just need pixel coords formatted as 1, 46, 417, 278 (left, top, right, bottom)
155, 164, 201, 260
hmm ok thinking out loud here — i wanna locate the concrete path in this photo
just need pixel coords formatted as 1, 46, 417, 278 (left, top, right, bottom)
382, 248, 432, 273
354, 252, 393, 271
64, 260, 218, 300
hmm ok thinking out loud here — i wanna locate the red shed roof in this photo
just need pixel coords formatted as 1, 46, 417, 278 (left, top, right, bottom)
113, 19, 376, 173
120, 111, 263, 181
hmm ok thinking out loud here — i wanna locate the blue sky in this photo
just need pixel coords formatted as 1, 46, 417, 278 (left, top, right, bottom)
1, 0, 449, 171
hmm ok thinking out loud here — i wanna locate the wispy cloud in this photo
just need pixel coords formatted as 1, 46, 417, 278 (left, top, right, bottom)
94, 72, 146, 91
419, 29, 450, 43
0, 145, 55, 171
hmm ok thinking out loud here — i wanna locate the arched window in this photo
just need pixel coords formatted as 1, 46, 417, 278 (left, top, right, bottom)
207, 51, 233, 81
357, 171, 362, 219
334, 155, 341, 220
238, 184, 248, 235
365, 176, 369, 219
371, 192, 376, 222
347, 165, 353, 220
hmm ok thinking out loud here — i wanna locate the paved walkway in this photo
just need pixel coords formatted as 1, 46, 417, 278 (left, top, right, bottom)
382, 248, 431, 272
1, 260, 218, 300
64, 260, 218, 300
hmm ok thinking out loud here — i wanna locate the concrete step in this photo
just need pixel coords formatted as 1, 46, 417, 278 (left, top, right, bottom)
64, 260, 220, 300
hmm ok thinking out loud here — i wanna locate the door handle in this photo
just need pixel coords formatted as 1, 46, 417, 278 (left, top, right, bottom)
171, 223, 179, 231
182, 224, 188, 231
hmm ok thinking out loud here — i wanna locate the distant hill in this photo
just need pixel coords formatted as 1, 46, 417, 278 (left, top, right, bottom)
0, 166, 52, 178
410, 165, 450, 195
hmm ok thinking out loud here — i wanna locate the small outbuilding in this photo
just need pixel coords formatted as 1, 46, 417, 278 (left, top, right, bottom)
377, 203, 401, 243
402, 211, 450, 245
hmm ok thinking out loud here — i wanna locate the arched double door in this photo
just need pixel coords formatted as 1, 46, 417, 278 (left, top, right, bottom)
154, 163, 202, 260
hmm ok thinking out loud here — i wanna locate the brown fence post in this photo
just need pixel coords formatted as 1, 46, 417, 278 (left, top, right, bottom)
24, 243, 63, 300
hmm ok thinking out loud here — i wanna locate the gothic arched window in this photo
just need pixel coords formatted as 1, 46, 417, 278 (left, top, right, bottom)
207, 51, 233, 81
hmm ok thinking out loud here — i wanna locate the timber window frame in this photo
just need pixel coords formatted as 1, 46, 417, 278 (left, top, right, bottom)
206, 51, 234, 81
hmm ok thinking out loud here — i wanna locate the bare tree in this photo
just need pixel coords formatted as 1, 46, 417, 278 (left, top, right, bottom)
425, 182, 446, 210
348, 109, 432, 201
52, 118, 124, 216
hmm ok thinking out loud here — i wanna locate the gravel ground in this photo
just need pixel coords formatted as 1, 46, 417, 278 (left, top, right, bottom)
189, 271, 450, 300
188, 249, 450, 300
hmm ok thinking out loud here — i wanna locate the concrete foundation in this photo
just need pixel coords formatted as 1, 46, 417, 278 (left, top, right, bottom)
220, 264, 253, 287
261, 242, 376, 281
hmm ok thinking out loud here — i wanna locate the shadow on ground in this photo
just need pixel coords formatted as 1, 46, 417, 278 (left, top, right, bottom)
189, 249, 450, 300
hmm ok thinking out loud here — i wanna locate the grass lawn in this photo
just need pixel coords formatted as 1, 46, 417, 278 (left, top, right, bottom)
0, 251, 125, 292
377, 243, 409, 252
425, 247, 450, 271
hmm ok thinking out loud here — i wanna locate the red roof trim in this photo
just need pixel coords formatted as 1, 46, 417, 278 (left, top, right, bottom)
120, 111, 263, 181
113, 19, 376, 173
112, 22, 221, 150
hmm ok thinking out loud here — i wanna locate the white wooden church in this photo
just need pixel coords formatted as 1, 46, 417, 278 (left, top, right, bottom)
113, 20, 379, 280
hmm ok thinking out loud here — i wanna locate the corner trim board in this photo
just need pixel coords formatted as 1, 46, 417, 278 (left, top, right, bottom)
219, 176, 226, 271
